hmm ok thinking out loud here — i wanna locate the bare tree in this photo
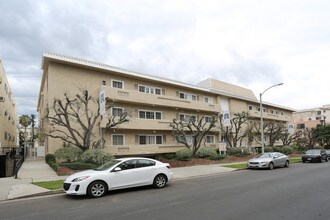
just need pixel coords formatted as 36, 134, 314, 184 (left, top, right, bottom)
170, 115, 218, 156
264, 121, 286, 147
280, 129, 302, 146
219, 112, 248, 148
45, 89, 129, 151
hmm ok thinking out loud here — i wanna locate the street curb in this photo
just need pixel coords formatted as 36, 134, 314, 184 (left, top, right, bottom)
7, 189, 64, 200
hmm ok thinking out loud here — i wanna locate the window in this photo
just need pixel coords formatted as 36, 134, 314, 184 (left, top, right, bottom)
112, 107, 123, 116
139, 135, 163, 145
137, 159, 155, 168
263, 108, 267, 113
257, 107, 261, 112
179, 92, 197, 101
248, 105, 253, 111
112, 80, 123, 89
206, 135, 215, 143
118, 160, 137, 170
204, 97, 214, 104
204, 116, 213, 123
317, 111, 322, 115
112, 134, 124, 145
139, 110, 162, 120
271, 110, 274, 114
138, 85, 162, 95
297, 123, 305, 129
179, 114, 196, 122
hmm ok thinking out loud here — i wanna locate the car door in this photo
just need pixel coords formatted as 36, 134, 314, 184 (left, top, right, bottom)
135, 159, 157, 185
108, 159, 139, 189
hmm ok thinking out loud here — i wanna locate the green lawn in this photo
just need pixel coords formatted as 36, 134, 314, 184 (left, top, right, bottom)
289, 157, 302, 163
222, 163, 247, 169
33, 180, 64, 190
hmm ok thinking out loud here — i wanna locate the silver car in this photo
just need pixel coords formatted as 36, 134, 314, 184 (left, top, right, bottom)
247, 152, 290, 170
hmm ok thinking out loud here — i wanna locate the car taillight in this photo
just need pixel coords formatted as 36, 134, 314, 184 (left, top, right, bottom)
166, 165, 171, 169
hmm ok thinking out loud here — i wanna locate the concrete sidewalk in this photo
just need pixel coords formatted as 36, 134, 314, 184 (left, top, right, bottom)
0, 157, 245, 201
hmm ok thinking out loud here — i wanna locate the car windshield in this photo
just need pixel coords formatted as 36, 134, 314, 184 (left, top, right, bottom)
306, 150, 320, 155
94, 160, 121, 171
256, 153, 273, 158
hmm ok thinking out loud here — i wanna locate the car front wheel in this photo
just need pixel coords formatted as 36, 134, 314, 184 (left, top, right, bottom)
284, 160, 289, 168
87, 181, 107, 198
153, 174, 167, 188
269, 162, 274, 170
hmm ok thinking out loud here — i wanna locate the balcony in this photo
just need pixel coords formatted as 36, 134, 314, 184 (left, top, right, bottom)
102, 86, 220, 112
101, 117, 172, 130
248, 109, 291, 122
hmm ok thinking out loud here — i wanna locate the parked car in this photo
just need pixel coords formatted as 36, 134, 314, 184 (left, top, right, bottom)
326, 150, 330, 160
63, 157, 173, 198
247, 152, 289, 170
302, 149, 328, 163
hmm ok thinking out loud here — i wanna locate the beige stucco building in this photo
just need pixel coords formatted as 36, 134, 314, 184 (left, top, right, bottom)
0, 60, 18, 154
37, 53, 294, 157
293, 105, 330, 130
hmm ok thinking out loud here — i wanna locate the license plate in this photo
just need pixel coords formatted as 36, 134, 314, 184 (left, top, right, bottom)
307, 158, 311, 160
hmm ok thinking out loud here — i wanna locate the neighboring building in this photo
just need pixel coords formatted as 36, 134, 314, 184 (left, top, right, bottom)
0, 60, 18, 155
37, 53, 294, 157
293, 105, 330, 130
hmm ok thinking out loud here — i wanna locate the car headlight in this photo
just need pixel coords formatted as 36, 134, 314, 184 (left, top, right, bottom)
260, 161, 267, 165
72, 176, 90, 182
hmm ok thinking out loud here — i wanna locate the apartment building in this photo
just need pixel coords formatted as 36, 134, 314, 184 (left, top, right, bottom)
0, 60, 18, 154
293, 105, 330, 130
37, 53, 294, 156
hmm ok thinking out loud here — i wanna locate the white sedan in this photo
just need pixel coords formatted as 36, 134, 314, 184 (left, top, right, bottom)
63, 157, 174, 198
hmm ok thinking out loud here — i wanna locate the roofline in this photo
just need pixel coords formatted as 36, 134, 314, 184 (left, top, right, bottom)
37, 52, 296, 112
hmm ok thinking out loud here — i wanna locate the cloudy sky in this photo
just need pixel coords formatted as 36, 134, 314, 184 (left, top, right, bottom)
1, 0, 329, 116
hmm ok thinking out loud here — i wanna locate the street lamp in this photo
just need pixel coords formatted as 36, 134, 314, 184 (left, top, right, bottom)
260, 83, 283, 154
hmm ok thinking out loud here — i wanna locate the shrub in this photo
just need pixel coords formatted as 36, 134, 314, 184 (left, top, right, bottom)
54, 146, 83, 162
226, 147, 241, 156
81, 149, 114, 164
209, 154, 227, 160
48, 161, 59, 171
196, 147, 218, 158
273, 147, 282, 153
45, 154, 56, 163
264, 147, 273, 152
282, 146, 294, 155
226, 147, 250, 157
176, 148, 193, 161
163, 153, 176, 160
61, 162, 97, 170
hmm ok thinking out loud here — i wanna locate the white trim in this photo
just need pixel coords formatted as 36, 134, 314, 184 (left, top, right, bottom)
111, 79, 124, 89
138, 110, 162, 119
138, 134, 163, 145
206, 135, 215, 144
112, 134, 125, 145
138, 84, 162, 95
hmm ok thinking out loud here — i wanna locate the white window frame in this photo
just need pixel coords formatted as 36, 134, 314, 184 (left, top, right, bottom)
112, 134, 125, 145
111, 79, 124, 89
138, 85, 162, 95
112, 107, 124, 116
248, 105, 253, 111
206, 135, 215, 144
138, 110, 162, 120
139, 135, 163, 145
204, 96, 214, 104
179, 92, 197, 101
179, 113, 197, 122
204, 116, 213, 123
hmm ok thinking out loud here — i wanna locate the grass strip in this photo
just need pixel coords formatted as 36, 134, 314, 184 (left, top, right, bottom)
33, 180, 64, 190
222, 163, 247, 169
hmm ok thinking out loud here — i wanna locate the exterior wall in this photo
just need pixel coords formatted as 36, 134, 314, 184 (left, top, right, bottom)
0, 60, 18, 154
293, 105, 330, 130
38, 53, 295, 156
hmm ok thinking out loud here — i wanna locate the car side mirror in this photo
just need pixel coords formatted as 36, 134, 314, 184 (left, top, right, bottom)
113, 167, 122, 172
273, 156, 278, 159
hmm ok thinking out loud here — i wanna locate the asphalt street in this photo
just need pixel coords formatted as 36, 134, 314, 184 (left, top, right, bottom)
1, 162, 330, 220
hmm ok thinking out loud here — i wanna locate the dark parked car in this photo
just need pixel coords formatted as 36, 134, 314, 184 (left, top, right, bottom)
326, 150, 330, 160
302, 149, 328, 163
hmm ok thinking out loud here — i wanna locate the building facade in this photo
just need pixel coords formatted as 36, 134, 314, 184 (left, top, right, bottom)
0, 60, 18, 154
293, 105, 330, 130
37, 53, 294, 156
